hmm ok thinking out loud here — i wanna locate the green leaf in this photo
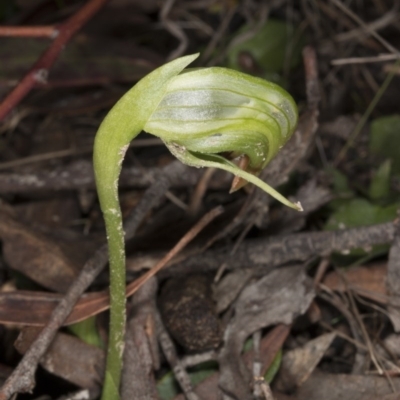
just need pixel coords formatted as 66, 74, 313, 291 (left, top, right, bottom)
157, 371, 180, 400
68, 316, 103, 349
325, 167, 355, 210
370, 115, 400, 175
0, 0, 17, 21
325, 198, 398, 231
157, 361, 218, 400
189, 361, 218, 386
328, 167, 353, 197
369, 160, 391, 201
227, 19, 304, 77
325, 198, 398, 259
264, 349, 282, 384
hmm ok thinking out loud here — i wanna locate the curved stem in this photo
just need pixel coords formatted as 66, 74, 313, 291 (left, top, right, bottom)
93, 55, 199, 399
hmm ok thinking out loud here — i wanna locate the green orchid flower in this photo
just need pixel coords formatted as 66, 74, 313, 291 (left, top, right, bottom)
93, 53, 300, 399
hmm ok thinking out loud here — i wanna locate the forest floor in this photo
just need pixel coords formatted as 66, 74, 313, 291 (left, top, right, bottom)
0, 1, 400, 399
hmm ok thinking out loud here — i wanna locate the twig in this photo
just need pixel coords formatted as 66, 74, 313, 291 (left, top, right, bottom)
348, 289, 385, 375
181, 351, 218, 368
155, 311, 201, 400
188, 167, 216, 216
124, 206, 224, 300
334, 58, 400, 165
0, 26, 57, 38
319, 320, 368, 351
0, 160, 231, 194
258, 382, 274, 400
214, 212, 258, 283
303, 46, 320, 109
334, 9, 398, 43
121, 278, 159, 400
252, 331, 263, 398
313, 258, 331, 287
201, 4, 237, 64
318, 288, 368, 374
0, 139, 162, 171
160, 0, 188, 61
0, 0, 110, 122
160, 219, 396, 281
330, 0, 399, 55
331, 53, 400, 66
208, 2, 268, 66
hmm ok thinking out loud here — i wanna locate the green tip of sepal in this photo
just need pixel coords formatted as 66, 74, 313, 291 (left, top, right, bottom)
165, 142, 303, 212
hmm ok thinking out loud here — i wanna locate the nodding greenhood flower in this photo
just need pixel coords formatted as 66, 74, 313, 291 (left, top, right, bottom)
93, 53, 301, 400
144, 66, 299, 198
95, 53, 301, 215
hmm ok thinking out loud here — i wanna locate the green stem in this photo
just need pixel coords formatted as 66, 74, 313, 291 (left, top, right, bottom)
95, 147, 128, 400
93, 55, 198, 399
101, 211, 126, 400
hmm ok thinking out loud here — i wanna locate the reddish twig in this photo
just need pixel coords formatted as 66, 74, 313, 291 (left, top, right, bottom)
0, 0, 110, 122
0, 26, 57, 38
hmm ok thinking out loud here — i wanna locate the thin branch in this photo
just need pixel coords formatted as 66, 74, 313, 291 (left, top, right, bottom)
0, 0, 110, 122
0, 160, 231, 194
0, 139, 162, 171
0, 26, 57, 38
160, 220, 397, 277
331, 53, 400, 66
160, 0, 188, 61
156, 311, 201, 400
334, 58, 400, 165
330, 0, 399, 55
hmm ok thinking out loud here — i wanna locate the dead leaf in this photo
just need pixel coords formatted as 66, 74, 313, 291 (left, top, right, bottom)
275, 333, 336, 391
387, 235, 400, 331
0, 210, 81, 292
15, 327, 104, 392
323, 262, 388, 304
214, 268, 254, 313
